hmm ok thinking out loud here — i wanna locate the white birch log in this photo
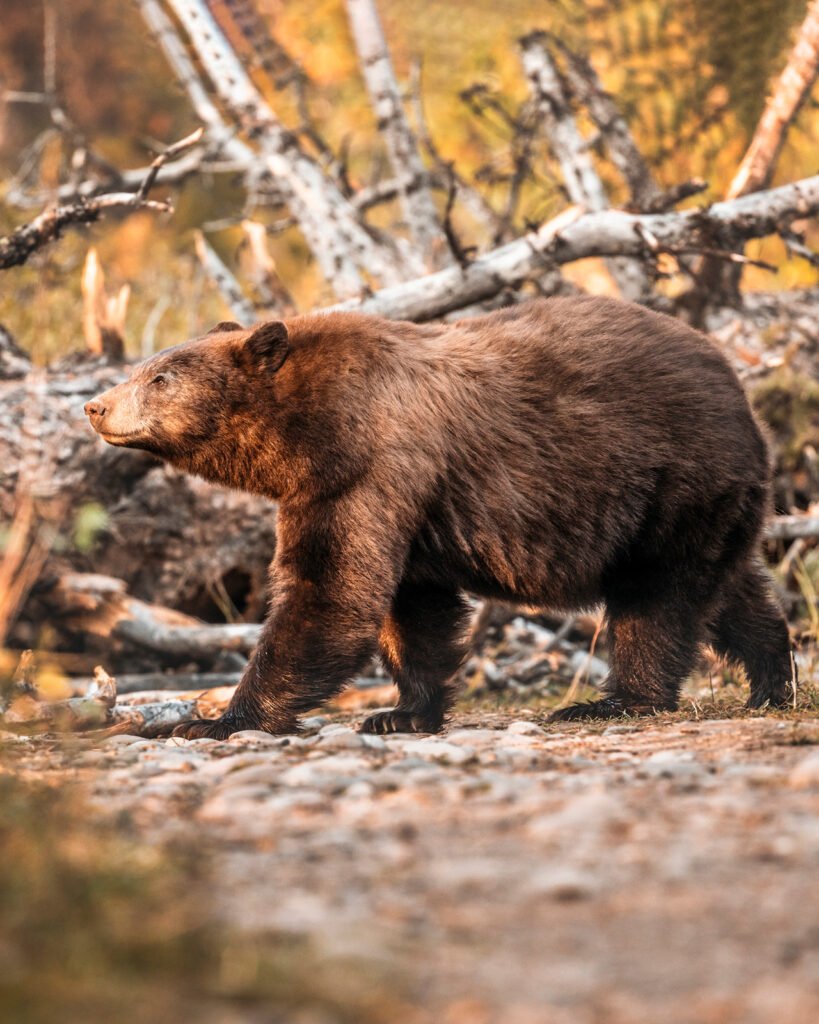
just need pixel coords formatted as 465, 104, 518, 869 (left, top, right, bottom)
519, 32, 646, 300
331, 174, 819, 321
162, 0, 405, 296
138, 0, 256, 169
345, 0, 447, 269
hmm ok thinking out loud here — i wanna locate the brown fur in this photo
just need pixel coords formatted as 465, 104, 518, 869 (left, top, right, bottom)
85, 297, 794, 736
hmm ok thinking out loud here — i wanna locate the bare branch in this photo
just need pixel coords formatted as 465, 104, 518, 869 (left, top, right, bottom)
241, 219, 296, 314
520, 33, 607, 211
441, 166, 475, 268
3, 147, 246, 209
409, 60, 503, 242
0, 128, 204, 270
766, 513, 819, 541
136, 126, 205, 200
696, 0, 819, 305
331, 174, 819, 321
194, 231, 256, 324
0, 195, 168, 271
552, 37, 662, 210
345, 0, 447, 268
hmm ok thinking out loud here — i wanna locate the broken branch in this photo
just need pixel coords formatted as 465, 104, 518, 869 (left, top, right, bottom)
0, 128, 205, 271
331, 174, 819, 321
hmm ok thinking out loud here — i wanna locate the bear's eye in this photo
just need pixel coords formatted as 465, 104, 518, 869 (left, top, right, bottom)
150, 374, 167, 387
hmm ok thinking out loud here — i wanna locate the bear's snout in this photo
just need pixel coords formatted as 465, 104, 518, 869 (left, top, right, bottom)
84, 398, 107, 421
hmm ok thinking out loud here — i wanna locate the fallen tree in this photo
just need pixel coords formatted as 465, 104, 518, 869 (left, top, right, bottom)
332, 175, 819, 321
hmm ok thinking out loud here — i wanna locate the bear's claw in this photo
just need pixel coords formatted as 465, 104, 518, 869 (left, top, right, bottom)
172, 717, 249, 740
360, 709, 441, 734
548, 697, 669, 723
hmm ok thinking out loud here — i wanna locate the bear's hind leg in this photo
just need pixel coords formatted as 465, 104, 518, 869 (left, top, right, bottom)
361, 583, 472, 735
709, 559, 794, 709
550, 588, 707, 722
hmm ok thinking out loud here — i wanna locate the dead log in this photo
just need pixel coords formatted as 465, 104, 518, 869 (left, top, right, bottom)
331, 174, 819, 321
766, 513, 819, 542
3, 664, 211, 736
33, 572, 260, 663
366, 178, 819, 319
94, 671, 241, 694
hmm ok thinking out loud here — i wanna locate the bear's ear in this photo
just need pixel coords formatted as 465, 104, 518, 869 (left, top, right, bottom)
238, 320, 289, 372
207, 321, 243, 334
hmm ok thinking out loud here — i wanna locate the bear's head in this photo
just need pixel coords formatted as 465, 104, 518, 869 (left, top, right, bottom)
84, 319, 291, 488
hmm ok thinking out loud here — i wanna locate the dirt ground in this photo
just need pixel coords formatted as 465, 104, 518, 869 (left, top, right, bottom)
6, 701, 819, 1024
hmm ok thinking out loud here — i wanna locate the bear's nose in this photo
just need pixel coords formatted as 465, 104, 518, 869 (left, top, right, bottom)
84, 399, 106, 419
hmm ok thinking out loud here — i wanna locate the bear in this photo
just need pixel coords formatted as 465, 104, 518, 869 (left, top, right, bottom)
84, 296, 794, 738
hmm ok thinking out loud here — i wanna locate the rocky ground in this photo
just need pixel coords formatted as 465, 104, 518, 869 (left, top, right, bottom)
6, 702, 819, 1024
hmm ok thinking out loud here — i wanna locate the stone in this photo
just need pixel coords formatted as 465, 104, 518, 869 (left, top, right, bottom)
527, 866, 596, 900
789, 751, 819, 789
301, 715, 329, 733
638, 750, 706, 781
402, 738, 477, 766
505, 720, 544, 736
445, 728, 501, 746
197, 785, 271, 821
228, 730, 289, 745
316, 727, 386, 751
102, 734, 144, 746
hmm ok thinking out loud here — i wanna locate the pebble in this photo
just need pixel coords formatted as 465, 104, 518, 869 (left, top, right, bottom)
280, 755, 370, 788
492, 747, 543, 769
403, 738, 477, 766
102, 734, 144, 746
197, 785, 272, 821
788, 750, 819, 789
218, 762, 280, 788
638, 750, 706, 781
301, 715, 329, 733
316, 727, 386, 752
228, 730, 290, 745
527, 866, 596, 901
445, 728, 500, 746
505, 720, 545, 736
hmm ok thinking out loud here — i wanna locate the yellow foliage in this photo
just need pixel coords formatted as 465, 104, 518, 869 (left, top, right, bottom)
0, 0, 817, 351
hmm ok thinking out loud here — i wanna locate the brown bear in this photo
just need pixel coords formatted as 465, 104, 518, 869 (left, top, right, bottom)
84, 296, 794, 738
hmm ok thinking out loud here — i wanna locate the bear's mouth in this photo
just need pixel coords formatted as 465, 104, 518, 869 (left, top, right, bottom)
98, 430, 146, 448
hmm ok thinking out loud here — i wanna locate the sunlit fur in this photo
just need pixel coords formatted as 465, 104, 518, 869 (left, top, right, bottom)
86, 297, 794, 736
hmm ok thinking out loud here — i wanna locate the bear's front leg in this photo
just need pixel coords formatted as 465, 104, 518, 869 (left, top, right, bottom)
173, 500, 404, 738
